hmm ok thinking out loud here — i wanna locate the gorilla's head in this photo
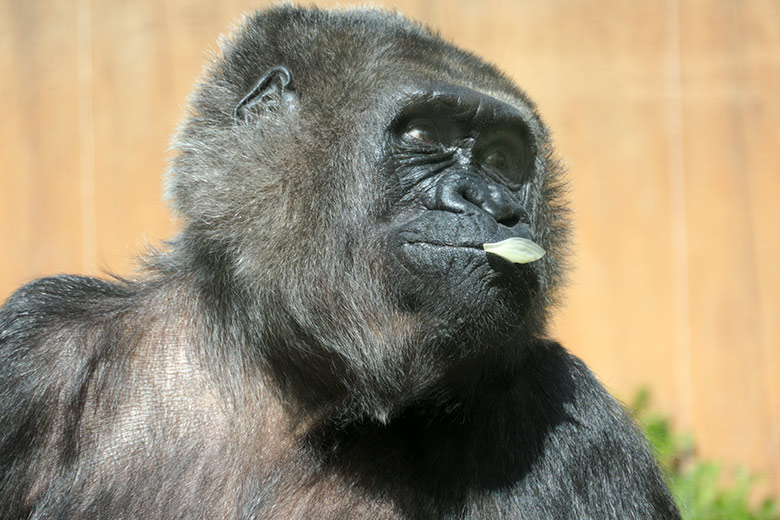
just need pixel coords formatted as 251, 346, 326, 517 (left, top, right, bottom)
167, 7, 569, 419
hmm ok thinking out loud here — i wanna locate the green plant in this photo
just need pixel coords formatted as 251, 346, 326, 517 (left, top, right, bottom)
629, 389, 779, 520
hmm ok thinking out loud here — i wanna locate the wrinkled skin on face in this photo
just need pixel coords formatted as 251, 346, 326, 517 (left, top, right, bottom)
381, 83, 544, 339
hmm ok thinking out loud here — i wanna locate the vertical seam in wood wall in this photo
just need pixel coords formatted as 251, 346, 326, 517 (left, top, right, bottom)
77, 0, 96, 275
665, 0, 693, 431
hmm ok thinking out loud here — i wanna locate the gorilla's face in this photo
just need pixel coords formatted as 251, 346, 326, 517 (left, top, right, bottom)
170, 9, 568, 413
378, 83, 544, 333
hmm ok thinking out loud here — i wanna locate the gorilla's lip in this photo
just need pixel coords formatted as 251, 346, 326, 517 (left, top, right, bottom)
393, 212, 538, 270
403, 241, 487, 253
396, 218, 535, 251
395, 211, 534, 247
399, 243, 486, 267
398, 242, 490, 272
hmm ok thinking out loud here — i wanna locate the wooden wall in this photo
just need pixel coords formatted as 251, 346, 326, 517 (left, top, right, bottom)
1, 0, 778, 499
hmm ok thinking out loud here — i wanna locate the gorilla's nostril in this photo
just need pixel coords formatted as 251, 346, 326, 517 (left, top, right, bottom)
499, 214, 521, 228
433, 175, 528, 227
476, 183, 526, 227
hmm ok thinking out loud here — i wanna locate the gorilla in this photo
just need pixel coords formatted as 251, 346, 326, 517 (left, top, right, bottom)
0, 6, 680, 519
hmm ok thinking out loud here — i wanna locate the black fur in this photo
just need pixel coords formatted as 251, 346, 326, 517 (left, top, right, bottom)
0, 7, 680, 519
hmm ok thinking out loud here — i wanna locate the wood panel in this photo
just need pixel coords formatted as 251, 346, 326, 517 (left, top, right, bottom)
678, 0, 780, 491
0, 0, 82, 292
0, 0, 778, 499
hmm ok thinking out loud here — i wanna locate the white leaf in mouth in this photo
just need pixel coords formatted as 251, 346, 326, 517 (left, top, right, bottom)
482, 237, 546, 264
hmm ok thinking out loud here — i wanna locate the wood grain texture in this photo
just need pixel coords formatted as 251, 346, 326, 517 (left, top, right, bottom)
0, 0, 82, 287
0, 0, 777, 500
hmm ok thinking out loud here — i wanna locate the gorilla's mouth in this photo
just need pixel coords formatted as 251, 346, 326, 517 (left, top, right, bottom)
405, 241, 484, 251
402, 237, 544, 266
398, 241, 487, 270
395, 238, 541, 318
398, 240, 526, 270
390, 210, 543, 278
400, 239, 479, 256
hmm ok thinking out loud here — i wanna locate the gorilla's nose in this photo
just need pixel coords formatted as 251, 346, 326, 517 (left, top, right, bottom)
432, 174, 528, 227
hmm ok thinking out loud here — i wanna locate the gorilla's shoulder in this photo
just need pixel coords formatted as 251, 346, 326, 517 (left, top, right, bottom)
2, 274, 134, 316
0, 275, 137, 347
511, 339, 632, 430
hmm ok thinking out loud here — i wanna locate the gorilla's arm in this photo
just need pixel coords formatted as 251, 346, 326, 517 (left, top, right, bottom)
496, 342, 677, 518
0, 276, 132, 515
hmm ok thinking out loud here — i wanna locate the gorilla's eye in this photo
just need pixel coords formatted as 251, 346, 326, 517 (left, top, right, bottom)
478, 140, 527, 187
481, 144, 519, 174
402, 118, 439, 144
484, 149, 510, 171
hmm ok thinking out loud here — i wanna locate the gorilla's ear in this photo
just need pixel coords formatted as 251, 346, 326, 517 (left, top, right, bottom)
233, 65, 295, 122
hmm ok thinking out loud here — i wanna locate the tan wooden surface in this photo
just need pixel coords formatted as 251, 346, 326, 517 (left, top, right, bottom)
1, 0, 778, 499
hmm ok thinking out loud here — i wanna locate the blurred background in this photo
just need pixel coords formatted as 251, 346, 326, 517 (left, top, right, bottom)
1, 0, 778, 507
